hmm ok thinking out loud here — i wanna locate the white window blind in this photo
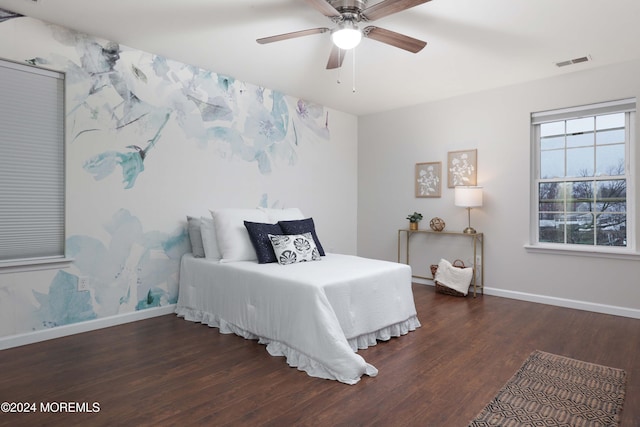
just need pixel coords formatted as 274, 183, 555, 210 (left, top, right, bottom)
0, 59, 65, 262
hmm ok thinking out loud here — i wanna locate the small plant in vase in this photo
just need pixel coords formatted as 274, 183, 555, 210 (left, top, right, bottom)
406, 212, 423, 230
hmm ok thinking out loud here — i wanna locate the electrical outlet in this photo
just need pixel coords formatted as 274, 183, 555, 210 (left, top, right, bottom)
475, 255, 482, 265
78, 277, 89, 292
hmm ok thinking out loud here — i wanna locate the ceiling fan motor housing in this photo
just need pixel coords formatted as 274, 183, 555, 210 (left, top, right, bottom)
329, 0, 368, 20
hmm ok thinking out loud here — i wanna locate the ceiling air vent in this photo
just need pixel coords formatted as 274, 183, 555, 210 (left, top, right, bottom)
555, 55, 591, 67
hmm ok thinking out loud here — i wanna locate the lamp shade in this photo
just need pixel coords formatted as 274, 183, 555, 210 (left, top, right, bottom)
454, 186, 483, 208
331, 21, 362, 50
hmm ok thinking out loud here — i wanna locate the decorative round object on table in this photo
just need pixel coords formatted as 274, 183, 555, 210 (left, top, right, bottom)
429, 217, 446, 232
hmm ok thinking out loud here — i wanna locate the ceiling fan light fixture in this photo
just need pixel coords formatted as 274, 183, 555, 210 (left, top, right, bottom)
331, 21, 362, 50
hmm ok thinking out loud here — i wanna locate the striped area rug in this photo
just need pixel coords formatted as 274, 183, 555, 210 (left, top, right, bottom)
469, 350, 626, 426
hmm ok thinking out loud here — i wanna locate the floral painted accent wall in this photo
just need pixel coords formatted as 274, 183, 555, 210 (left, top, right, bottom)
0, 12, 357, 341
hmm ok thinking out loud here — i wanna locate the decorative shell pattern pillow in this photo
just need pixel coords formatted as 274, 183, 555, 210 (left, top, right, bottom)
268, 233, 321, 265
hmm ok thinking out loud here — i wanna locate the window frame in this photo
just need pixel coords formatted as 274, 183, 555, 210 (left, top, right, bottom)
0, 58, 72, 273
527, 98, 638, 259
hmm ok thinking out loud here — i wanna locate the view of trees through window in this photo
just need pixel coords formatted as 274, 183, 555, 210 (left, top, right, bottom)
537, 112, 628, 247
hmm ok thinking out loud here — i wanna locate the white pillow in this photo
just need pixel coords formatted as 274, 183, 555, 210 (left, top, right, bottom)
268, 232, 321, 265
211, 208, 269, 262
199, 216, 221, 260
434, 258, 473, 296
258, 207, 305, 222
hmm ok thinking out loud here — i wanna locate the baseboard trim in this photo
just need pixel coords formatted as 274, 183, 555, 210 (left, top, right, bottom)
3, 281, 639, 350
483, 288, 640, 319
0, 304, 176, 351
414, 280, 640, 319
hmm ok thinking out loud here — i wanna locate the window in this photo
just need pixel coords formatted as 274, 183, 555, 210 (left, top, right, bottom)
531, 98, 635, 252
0, 58, 66, 267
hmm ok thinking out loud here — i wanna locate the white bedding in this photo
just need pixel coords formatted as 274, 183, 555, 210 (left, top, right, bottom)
175, 253, 420, 384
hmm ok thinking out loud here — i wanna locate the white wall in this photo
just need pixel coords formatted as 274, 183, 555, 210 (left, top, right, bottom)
0, 15, 358, 342
358, 59, 640, 315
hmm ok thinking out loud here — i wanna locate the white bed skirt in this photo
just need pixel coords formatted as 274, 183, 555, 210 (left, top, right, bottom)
176, 253, 420, 384
176, 305, 420, 383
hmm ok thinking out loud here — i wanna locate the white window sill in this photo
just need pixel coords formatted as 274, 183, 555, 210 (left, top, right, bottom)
0, 257, 74, 274
524, 244, 640, 260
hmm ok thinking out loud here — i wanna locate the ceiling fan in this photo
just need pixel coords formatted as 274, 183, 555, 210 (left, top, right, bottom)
257, 0, 430, 69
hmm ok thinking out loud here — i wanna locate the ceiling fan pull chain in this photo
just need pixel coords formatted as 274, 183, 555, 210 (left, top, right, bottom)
352, 47, 356, 93
337, 49, 343, 84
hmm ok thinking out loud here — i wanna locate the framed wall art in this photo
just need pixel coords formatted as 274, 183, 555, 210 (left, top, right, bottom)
447, 149, 477, 188
415, 161, 442, 198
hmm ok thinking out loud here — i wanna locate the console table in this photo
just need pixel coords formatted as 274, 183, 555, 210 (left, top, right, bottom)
397, 229, 484, 297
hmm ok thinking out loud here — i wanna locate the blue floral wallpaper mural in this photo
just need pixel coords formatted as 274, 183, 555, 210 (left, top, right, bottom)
0, 10, 338, 339
22, 27, 330, 188
65, 209, 187, 317
24, 209, 188, 331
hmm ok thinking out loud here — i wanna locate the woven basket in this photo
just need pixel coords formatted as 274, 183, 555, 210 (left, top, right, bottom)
430, 259, 467, 297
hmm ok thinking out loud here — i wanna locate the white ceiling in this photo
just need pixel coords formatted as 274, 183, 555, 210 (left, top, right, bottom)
2, 0, 640, 116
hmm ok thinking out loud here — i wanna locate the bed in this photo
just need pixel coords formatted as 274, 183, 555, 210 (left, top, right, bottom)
175, 208, 420, 384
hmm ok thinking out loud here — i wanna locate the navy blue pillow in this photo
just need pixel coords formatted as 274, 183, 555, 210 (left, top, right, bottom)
278, 218, 326, 256
244, 221, 283, 264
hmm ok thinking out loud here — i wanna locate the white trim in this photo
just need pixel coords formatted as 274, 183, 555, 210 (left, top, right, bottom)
523, 244, 640, 260
0, 304, 176, 350
412, 281, 640, 319
4, 280, 639, 350
0, 257, 74, 274
531, 97, 636, 124
483, 287, 640, 319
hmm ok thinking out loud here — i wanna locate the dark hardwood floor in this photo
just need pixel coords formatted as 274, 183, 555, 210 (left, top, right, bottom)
1, 284, 638, 427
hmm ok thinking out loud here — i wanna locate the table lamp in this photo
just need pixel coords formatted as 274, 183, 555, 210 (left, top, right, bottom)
454, 186, 483, 234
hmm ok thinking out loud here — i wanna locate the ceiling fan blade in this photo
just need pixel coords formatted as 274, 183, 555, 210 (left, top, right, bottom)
363, 26, 426, 53
305, 0, 341, 18
362, 0, 431, 21
326, 45, 346, 69
257, 27, 329, 44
